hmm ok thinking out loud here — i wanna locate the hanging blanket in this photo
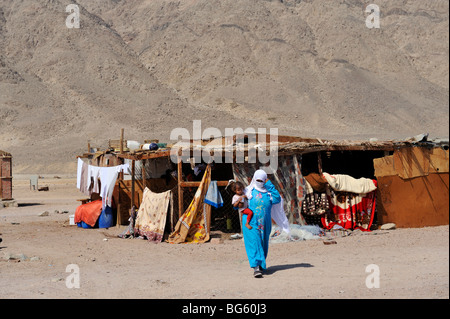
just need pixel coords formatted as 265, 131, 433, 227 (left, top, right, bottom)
74, 199, 103, 227
168, 165, 212, 244
134, 188, 172, 243
322, 172, 377, 194
321, 181, 377, 231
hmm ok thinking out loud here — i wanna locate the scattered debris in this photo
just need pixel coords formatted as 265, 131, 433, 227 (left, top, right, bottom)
3, 253, 29, 261
381, 223, 397, 230
230, 233, 243, 240
51, 277, 64, 283
323, 240, 337, 245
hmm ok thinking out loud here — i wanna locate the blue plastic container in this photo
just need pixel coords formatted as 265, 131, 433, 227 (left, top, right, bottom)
81, 220, 98, 229
98, 206, 114, 228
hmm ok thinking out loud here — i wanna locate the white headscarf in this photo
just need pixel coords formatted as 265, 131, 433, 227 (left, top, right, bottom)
245, 169, 268, 199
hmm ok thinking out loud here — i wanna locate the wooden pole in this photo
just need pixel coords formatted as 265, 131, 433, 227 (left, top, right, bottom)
116, 157, 124, 227
142, 159, 147, 189
317, 151, 323, 174
0, 156, 3, 199
120, 128, 124, 154
131, 159, 136, 209
177, 148, 184, 216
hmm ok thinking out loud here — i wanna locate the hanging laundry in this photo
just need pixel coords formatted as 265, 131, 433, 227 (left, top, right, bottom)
87, 165, 102, 194
99, 164, 130, 209
76, 158, 90, 196
168, 165, 212, 244
134, 187, 173, 243
204, 180, 223, 208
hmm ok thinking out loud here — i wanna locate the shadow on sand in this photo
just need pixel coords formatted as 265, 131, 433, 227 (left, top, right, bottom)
265, 263, 314, 275
18, 203, 43, 207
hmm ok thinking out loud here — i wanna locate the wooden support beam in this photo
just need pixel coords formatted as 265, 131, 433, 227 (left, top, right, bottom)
317, 151, 323, 174
116, 157, 124, 227
177, 149, 184, 216
142, 159, 147, 189
180, 181, 229, 188
120, 128, 124, 154
131, 159, 136, 208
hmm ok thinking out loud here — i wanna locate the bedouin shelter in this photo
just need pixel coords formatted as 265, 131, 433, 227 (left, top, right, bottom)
75, 130, 449, 243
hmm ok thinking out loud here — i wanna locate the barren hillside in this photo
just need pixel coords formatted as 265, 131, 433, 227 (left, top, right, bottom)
0, 0, 448, 173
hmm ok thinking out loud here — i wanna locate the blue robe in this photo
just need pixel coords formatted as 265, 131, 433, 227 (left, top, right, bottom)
242, 180, 281, 269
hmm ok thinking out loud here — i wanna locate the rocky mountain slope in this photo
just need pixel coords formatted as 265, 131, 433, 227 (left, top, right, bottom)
0, 0, 448, 173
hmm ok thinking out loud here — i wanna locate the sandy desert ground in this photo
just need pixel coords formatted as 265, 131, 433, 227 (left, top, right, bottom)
0, 176, 448, 300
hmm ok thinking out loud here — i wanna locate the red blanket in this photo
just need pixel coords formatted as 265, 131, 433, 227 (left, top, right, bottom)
321, 180, 377, 231
74, 199, 103, 227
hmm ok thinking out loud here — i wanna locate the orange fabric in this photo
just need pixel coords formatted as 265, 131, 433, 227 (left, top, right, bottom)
74, 199, 103, 227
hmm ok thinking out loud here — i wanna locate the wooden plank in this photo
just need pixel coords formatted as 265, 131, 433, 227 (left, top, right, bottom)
177, 149, 183, 216
117, 150, 171, 161
131, 160, 135, 208
180, 181, 229, 188
120, 128, 124, 154
116, 157, 124, 227
317, 151, 323, 174
0, 156, 2, 199
142, 159, 147, 189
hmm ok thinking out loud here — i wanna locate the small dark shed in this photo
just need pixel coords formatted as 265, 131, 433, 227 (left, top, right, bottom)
0, 150, 13, 201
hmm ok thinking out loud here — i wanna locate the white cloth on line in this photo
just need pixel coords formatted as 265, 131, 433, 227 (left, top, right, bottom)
87, 165, 102, 194
99, 164, 130, 209
76, 158, 83, 190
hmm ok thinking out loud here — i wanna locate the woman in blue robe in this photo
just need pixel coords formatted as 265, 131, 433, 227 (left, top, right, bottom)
243, 169, 281, 277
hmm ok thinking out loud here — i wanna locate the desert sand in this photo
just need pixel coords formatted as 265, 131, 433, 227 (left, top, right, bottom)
0, 177, 448, 299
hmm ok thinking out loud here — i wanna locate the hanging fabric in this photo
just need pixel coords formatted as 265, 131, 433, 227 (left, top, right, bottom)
168, 165, 212, 244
